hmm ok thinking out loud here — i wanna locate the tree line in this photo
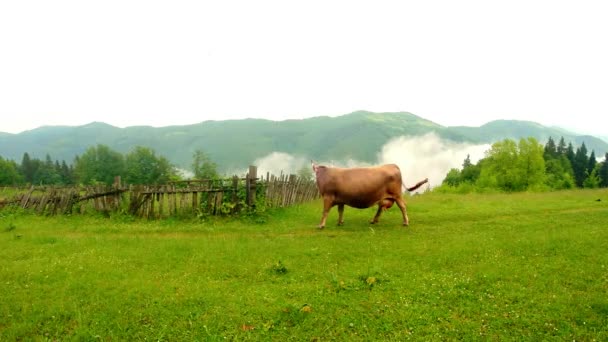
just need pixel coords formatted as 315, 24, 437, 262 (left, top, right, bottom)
0, 145, 219, 186
440, 136, 608, 192
2, 137, 607, 190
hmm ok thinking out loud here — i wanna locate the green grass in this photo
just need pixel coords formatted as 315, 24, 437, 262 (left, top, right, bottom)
1, 190, 607, 340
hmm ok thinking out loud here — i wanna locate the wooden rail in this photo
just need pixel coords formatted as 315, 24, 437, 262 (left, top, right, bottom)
0, 166, 320, 218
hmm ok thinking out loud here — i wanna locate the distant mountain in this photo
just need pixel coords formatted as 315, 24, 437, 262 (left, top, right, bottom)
1, 111, 607, 171
450, 120, 608, 157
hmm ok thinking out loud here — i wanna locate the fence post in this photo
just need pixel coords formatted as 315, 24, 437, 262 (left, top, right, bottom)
288, 174, 297, 206
232, 176, 239, 212
113, 176, 121, 188
247, 165, 257, 208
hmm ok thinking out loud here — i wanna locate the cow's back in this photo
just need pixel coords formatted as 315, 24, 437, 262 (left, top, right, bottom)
320, 164, 402, 208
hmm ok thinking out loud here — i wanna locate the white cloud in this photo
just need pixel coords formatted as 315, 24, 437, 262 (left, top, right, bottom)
378, 133, 489, 190
253, 152, 309, 178
314, 159, 372, 169
251, 133, 489, 188
176, 168, 194, 180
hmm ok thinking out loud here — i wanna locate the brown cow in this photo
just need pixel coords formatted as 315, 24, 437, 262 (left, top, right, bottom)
312, 162, 428, 229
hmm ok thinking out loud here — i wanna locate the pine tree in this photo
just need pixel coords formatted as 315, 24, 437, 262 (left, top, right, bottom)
557, 137, 567, 155
60, 160, 72, 184
544, 137, 557, 159
34, 154, 61, 184
461, 154, 480, 183
573, 143, 589, 187
542, 137, 576, 189
566, 142, 575, 166
463, 154, 472, 168
54, 160, 62, 182
588, 150, 597, 174
599, 153, 608, 188
583, 168, 600, 188
20, 152, 35, 184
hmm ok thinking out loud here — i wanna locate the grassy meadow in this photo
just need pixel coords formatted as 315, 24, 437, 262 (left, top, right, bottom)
1, 189, 607, 340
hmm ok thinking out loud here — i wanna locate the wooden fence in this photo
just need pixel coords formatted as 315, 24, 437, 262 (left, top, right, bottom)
263, 172, 320, 209
0, 185, 127, 216
0, 166, 319, 219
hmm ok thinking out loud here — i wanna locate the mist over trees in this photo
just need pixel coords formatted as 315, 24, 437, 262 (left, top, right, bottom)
0, 147, 221, 187
0, 145, 217, 186
125, 147, 175, 185
0, 156, 22, 185
75, 145, 125, 185
191, 149, 219, 180
1, 137, 606, 190
439, 136, 606, 192
18, 152, 74, 186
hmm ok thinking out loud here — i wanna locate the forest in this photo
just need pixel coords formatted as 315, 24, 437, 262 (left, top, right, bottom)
439, 136, 608, 192
1, 136, 607, 191
0, 145, 219, 186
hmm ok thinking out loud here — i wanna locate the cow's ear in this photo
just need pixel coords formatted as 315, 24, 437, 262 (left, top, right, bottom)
311, 160, 318, 173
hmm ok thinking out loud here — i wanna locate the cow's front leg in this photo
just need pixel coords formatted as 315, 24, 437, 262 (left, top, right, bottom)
337, 204, 345, 225
395, 197, 409, 226
370, 203, 383, 224
318, 197, 334, 229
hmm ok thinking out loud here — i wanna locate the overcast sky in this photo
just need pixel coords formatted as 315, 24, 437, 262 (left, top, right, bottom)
1, 0, 607, 136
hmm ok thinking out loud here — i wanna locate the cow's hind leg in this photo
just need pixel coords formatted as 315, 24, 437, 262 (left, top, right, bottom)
337, 204, 345, 226
395, 197, 409, 226
318, 197, 334, 229
371, 199, 393, 224
370, 203, 383, 224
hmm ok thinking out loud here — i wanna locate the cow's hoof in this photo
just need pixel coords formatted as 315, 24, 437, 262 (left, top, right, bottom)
403, 222, 409, 227
369, 220, 378, 224
317, 225, 325, 230
337, 221, 344, 226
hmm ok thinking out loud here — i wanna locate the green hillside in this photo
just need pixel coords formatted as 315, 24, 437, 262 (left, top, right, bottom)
1, 111, 606, 172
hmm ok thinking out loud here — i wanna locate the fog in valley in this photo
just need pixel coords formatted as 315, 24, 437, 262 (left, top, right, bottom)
252, 133, 490, 191
252, 152, 310, 179
377, 133, 489, 191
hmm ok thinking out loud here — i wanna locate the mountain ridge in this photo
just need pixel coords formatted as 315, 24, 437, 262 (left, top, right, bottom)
1, 111, 606, 171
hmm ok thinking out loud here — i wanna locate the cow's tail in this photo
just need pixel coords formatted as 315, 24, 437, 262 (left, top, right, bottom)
405, 178, 429, 192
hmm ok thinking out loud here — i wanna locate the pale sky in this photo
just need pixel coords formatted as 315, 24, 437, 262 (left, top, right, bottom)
1, 0, 607, 136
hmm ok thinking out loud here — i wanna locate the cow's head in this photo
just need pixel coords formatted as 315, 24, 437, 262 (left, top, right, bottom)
311, 161, 327, 179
